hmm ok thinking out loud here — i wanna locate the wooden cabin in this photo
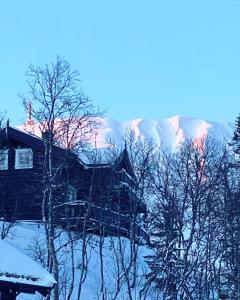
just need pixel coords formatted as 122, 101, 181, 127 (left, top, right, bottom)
0, 122, 149, 244
61, 149, 148, 243
0, 122, 80, 221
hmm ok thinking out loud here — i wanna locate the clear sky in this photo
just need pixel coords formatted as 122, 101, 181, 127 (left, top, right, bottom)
0, 0, 240, 124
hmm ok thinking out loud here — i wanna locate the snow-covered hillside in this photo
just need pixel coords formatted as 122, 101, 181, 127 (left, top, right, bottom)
94, 116, 234, 149
4, 222, 150, 300
20, 116, 235, 150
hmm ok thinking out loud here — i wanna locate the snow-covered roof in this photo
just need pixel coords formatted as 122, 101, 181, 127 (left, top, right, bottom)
0, 240, 56, 290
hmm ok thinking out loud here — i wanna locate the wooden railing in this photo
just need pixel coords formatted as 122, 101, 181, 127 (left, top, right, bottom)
60, 201, 149, 244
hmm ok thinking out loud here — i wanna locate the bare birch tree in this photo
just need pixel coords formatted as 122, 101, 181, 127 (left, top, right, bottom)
21, 56, 102, 300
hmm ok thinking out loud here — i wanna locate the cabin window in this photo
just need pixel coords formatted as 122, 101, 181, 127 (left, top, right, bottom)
0, 150, 8, 170
67, 185, 77, 202
15, 148, 33, 169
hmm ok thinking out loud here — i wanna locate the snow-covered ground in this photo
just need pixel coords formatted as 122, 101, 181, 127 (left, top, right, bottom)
3, 222, 151, 300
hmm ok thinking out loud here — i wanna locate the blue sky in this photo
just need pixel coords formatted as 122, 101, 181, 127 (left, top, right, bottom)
0, 0, 240, 124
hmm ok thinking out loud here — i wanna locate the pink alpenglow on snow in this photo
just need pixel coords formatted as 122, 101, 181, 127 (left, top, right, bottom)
19, 116, 234, 150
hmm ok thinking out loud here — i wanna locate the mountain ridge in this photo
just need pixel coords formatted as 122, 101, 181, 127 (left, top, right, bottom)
19, 115, 235, 150
94, 115, 235, 149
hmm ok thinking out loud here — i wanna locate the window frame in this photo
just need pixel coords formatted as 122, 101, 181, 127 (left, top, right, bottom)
0, 149, 8, 170
15, 148, 33, 169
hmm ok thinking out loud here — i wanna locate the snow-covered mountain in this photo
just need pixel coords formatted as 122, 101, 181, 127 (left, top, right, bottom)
93, 116, 235, 149
20, 116, 235, 150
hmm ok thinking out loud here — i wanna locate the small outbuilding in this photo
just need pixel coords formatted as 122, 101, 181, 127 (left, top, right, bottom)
0, 240, 56, 299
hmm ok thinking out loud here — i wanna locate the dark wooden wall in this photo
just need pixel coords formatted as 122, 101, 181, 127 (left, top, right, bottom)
0, 129, 145, 222
0, 138, 44, 220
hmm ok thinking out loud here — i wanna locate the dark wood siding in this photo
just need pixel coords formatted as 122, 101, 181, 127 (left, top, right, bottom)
0, 126, 148, 244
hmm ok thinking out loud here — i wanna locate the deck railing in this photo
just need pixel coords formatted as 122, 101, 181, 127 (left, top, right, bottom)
60, 200, 149, 244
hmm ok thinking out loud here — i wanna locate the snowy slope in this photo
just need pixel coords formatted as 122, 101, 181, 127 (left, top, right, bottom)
94, 116, 234, 149
20, 116, 235, 150
4, 222, 151, 300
